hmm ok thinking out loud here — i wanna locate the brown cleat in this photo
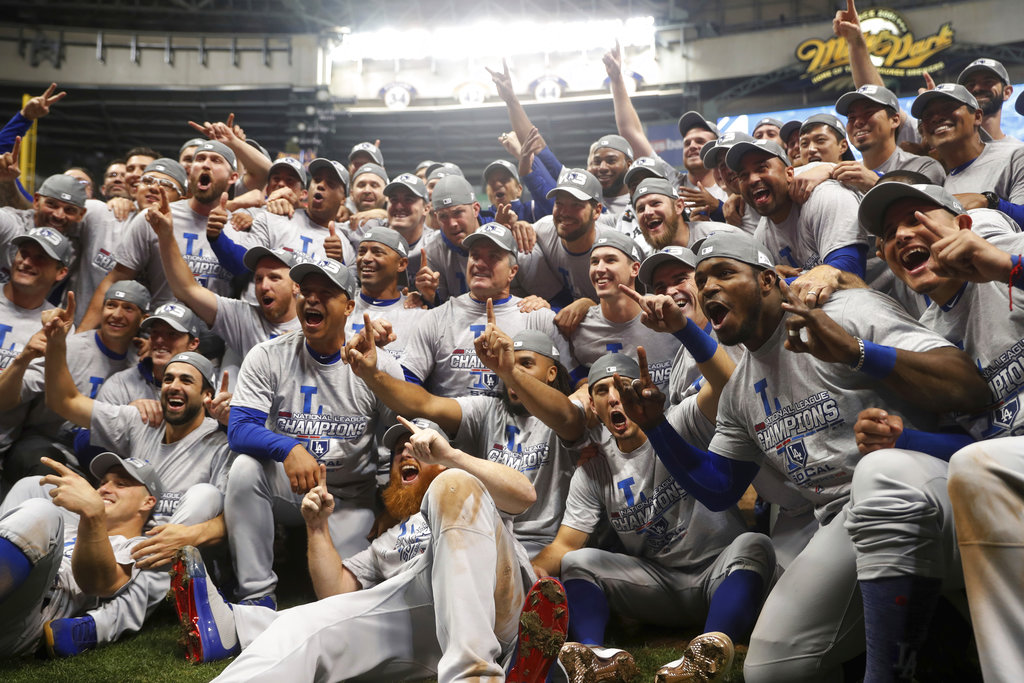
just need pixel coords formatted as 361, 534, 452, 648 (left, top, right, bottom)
655, 632, 735, 683
557, 642, 637, 683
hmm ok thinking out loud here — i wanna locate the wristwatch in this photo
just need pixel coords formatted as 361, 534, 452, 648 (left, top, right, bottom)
982, 191, 999, 210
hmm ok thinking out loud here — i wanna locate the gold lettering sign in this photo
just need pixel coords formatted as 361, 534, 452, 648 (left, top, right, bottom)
795, 8, 954, 83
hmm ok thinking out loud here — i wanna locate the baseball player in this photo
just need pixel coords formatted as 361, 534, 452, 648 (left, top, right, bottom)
381, 172, 436, 277
0, 453, 160, 658
346, 162, 389, 234
79, 141, 238, 328
532, 353, 775, 683
632, 177, 740, 254
479, 157, 554, 224
40, 296, 232, 654
565, 229, 681, 396
751, 117, 783, 142
833, 85, 945, 192
797, 113, 856, 165
618, 231, 988, 681
846, 182, 1024, 682
399, 223, 571, 400
0, 282, 148, 481
725, 139, 869, 279
676, 111, 730, 216
700, 133, 763, 236
146, 186, 302, 357
169, 417, 566, 683
209, 157, 354, 274
347, 313, 581, 554
957, 57, 1022, 145
224, 257, 402, 605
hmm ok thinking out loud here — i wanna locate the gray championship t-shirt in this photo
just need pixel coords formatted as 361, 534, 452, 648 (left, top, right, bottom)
709, 288, 954, 523
346, 293, 426, 365
873, 147, 946, 185
343, 511, 432, 589
225, 208, 356, 265
211, 296, 302, 357
90, 402, 234, 522
401, 294, 572, 399
114, 200, 234, 306
562, 427, 749, 570
230, 330, 401, 499
943, 142, 1024, 204
753, 180, 867, 272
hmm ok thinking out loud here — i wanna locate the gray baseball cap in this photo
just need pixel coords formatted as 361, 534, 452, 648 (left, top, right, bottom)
591, 229, 643, 263
462, 222, 518, 262
268, 157, 308, 186
90, 452, 163, 499
426, 162, 464, 182
37, 174, 87, 209
835, 84, 900, 115
693, 231, 775, 270
546, 169, 602, 202
289, 257, 358, 298
800, 114, 856, 161
166, 351, 217, 390
431, 175, 476, 210
752, 117, 784, 133
483, 159, 520, 183
141, 302, 200, 337
623, 156, 669, 187
911, 83, 980, 118
416, 159, 436, 172
638, 246, 698, 289
195, 140, 237, 170
512, 329, 560, 361
631, 177, 678, 205
858, 182, 964, 238
384, 172, 428, 200
360, 225, 410, 258
587, 352, 640, 388
958, 58, 1010, 86
678, 111, 720, 138
243, 245, 303, 272
725, 139, 791, 172
13, 228, 73, 266
245, 138, 272, 161
780, 120, 803, 142
349, 142, 384, 167
308, 158, 351, 191
701, 132, 755, 169
144, 159, 188, 193
352, 162, 389, 185
591, 134, 634, 160
179, 138, 205, 156
383, 417, 447, 453
105, 280, 151, 312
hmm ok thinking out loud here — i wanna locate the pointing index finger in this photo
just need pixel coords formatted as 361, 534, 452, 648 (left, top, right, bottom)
11, 136, 20, 165
396, 415, 421, 434
317, 463, 327, 490
486, 297, 495, 326
219, 371, 229, 393
637, 346, 652, 385
41, 456, 73, 476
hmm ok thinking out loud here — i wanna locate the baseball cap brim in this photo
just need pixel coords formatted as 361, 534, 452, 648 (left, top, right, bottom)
11, 233, 69, 266
678, 111, 718, 138
858, 182, 962, 237
546, 186, 594, 201
724, 141, 790, 172
638, 250, 696, 288
911, 90, 974, 119
289, 261, 356, 298
308, 159, 347, 187
140, 313, 192, 335
243, 246, 294, 272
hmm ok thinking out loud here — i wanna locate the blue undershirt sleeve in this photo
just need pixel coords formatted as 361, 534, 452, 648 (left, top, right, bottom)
208, 230, 250, 276
822, 244, 868, 279
228, 406, 301, 462
646, 418, 760, 511
537, 147, 564, 180
893, 428, 975, 462
521, 157, 556, 219
996, 199, 1024, 228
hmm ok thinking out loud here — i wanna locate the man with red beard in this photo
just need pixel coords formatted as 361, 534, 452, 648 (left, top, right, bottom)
170, 417, 569, 683
79, 141, 238, 328
146, 187, 301, 358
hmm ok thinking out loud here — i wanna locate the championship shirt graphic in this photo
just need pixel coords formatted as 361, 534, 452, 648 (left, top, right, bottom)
486, 425, 550, 473
610, 476, 687, 553
753, 386, 845, 486
275, 385, 370, 460
978, 338, 1024, 437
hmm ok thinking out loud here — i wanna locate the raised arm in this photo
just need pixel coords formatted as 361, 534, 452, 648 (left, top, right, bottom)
474, 298, 585, 442
345, 314, 463, 434
44, 294, 96, 428
488, 60, 542, 154
189, 113, 270, 192
41, 458, 134, 597
301, 464, 362, 599
146, 187, 219, 326
603, 43, 655, 158
779, 280, 990, 413
79, 264, 137, 331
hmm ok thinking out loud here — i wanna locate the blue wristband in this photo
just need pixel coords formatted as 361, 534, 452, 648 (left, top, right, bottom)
672, 320, 718, 364
1011, 255, 1024, 290
860, 340, 897, 379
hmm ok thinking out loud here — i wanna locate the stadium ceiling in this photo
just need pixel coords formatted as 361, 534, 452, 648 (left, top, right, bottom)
0, 0, 952, 37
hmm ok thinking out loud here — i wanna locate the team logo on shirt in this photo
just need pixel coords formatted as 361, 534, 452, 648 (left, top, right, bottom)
486, 425, 550, 472
276, 385, 371, 453
394, 518, 431, 563
753, 384, 844, 486
977, 341, 1024, 437
610, 476, 687, 553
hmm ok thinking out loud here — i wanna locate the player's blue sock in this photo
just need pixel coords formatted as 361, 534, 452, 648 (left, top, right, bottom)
0, 537, 32, 603
702, 569, 763, 640
860, 576, 942, 683
563, 579, 608, 646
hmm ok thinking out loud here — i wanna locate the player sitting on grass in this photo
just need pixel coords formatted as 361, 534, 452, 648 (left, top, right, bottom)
0, 453, 161, 658
170, 415, 568, 682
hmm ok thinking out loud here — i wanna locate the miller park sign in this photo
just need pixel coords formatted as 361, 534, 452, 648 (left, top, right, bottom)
795, 8, 954, 86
